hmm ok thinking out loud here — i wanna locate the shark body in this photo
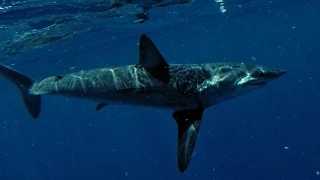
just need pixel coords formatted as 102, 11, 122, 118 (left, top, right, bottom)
0, 34, 286, 172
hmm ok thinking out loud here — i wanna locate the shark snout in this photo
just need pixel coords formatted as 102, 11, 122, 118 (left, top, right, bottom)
259, 67, 286, 79
268, 68, 286, 78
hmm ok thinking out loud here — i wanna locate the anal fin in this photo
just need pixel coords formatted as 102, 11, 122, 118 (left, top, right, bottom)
96, 103, 108, 111
172, 108, 204, 173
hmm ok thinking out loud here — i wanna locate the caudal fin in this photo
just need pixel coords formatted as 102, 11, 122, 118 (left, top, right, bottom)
0, 64, 41, 119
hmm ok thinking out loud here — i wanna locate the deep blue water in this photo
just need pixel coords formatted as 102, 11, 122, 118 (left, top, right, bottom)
0, 0, 320, 180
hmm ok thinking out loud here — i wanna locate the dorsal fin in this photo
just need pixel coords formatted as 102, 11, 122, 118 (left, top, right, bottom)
138, 34, 170, 83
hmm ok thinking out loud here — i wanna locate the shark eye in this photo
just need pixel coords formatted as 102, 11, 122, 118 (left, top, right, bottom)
259, 72, 265, 77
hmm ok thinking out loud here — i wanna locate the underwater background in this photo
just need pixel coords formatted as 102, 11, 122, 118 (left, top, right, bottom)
0, 0, 319, 179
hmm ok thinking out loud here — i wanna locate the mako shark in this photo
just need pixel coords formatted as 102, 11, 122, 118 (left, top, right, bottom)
0, 34, 286, 173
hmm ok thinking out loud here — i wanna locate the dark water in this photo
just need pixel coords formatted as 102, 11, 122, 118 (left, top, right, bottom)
0, 0, 319, 179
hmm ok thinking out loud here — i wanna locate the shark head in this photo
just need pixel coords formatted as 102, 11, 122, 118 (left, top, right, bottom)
197, 63, 286, 107
236, 63, 286, 93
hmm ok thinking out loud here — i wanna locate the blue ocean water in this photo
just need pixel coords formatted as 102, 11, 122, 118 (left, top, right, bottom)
0, 0, 319, 179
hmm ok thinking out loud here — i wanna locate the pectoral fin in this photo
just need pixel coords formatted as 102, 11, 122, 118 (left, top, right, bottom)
172, 108, 204, 173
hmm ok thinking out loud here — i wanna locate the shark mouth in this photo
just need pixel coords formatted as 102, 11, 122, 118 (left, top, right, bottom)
248, 81, 268, 86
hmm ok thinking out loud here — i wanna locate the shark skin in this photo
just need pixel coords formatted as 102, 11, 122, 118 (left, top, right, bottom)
0, 34, 286, 173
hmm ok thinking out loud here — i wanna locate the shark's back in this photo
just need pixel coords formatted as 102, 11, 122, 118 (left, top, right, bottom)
30, 65, 154, 95
30, 62, 241, 97
27, 63, 213, 110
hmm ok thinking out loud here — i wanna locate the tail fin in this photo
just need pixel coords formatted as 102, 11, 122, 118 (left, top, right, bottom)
0, 64, 41, 119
